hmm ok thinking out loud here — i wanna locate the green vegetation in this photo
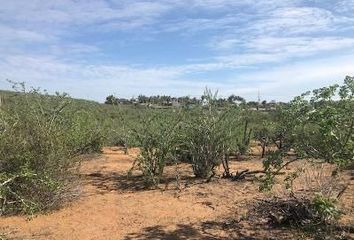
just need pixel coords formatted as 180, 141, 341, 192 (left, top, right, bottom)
0, 77, 353, 238
261, 76, 354, 191
177, 90, 249, 178
128, 110, 181, 186
256, 77, 353, 238
0, 83, 103, 215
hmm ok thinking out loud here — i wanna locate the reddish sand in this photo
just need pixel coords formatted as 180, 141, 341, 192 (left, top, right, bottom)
0, 147, 353, 240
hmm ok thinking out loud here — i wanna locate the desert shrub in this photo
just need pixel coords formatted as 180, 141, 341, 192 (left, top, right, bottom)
0, 83, 96, 215
236, 116, 253, 155
180, 89, 244, 179
257, 77, 354, 237
253, 121, 271, 158
129, 110, 180, 187
253, 163, 350, 239
182, 104, 225, 177
312, 194, 341, 223
261, 77, 354, 191
253, 109, 293, 158
287, 76, 352, 164
67, 110, 103, 154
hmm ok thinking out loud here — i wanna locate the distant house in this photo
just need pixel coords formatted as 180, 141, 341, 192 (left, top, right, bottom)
117, 98, 130, 104
172, 99, 181, 108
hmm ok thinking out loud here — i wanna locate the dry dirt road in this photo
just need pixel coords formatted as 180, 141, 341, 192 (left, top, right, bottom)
0, 147, 353, 240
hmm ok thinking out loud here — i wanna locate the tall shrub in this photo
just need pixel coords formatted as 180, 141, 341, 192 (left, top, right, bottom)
259, 77, 354, 227
129, 110, 180, 187
181, 89, 244, 178
0, 83, 101, 215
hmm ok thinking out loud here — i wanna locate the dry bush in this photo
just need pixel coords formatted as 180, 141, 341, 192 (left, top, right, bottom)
250, 194, 352, 240
252, 161, 352, 239
288, 162, 347, 198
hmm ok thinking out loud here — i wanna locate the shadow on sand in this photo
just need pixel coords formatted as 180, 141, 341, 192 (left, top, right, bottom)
82, 171, 199, 194
122, 219, 280, 240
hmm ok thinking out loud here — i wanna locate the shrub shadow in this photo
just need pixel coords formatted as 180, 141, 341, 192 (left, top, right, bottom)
123, 224, 201, 240
83, 171, 199, 194
83, 172, 147, 193
123, 220, 273, 240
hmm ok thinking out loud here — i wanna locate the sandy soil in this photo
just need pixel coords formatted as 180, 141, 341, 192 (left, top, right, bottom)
0, 147, 353, 240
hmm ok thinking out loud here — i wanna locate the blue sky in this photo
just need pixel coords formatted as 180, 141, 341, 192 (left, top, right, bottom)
0, 0, 354, 102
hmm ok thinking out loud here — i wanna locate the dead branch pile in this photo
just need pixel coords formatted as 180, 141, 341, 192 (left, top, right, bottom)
251, 196, 319, 226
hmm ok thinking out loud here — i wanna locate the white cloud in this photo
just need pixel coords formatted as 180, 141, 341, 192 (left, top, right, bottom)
0, 24, 55, 43
335, 0, 354, 14
212, 37, 354, 55
48, 44, 101, 56
258, 7, 335, 34
222, 54, 354, 100
188, 0, 300, 10
1, 51, 353, 102
0, 1, 171, 30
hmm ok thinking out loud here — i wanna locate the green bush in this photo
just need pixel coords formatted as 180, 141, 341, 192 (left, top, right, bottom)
0, 83, 102, 215
259, 77, 354, 234
129, 110, 180, 187
180, 89, 244, 178
261, 77, 354, 191
312, 194, 341, 223
282, 76, 354, 165
68, 110, 103, 154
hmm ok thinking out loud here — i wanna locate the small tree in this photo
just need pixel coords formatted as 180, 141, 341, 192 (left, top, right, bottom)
105, 95, 118, 105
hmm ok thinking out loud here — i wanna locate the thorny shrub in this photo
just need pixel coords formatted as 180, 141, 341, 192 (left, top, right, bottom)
128, 110, 180, 187
261, 77, 354, 191
179, 89, 247, 179
0, 83, 102, 215
257, 77, 354, 237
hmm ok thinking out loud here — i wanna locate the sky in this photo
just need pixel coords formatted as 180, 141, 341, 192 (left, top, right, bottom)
0, 0, 354, 102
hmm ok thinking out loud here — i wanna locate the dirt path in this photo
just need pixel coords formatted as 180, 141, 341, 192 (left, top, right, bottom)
0, 147, 353, 240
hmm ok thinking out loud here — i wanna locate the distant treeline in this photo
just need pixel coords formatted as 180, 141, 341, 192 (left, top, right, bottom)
104, 93, 286, 109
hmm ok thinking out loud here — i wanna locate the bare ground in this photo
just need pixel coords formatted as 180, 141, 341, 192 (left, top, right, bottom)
0, 147, 353, 240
